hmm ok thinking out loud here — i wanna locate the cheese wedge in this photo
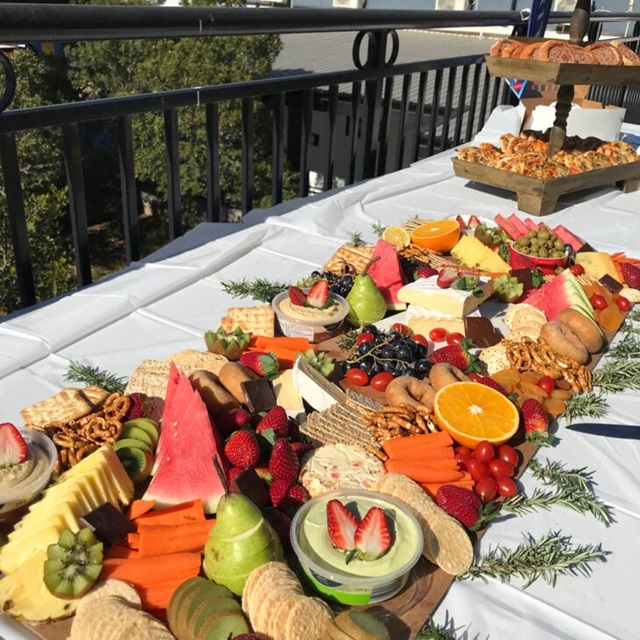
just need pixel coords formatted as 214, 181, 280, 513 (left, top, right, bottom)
575, 252, 621, 282
397, 278, 492, 317
405, 306, 465, 336
273, 369, 304, 413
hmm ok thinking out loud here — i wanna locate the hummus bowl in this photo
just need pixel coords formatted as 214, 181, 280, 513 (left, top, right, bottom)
0, 428, 57, 521
290, 489, 424, 605
272, 291, 349, 343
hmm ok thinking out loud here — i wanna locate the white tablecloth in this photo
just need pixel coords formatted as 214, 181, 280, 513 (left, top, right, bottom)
1, 113, 639, 640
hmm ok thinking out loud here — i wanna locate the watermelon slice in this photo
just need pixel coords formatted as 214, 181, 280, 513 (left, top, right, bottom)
507, 214, 530, 238
494, 214, 521, 240
523, 270, 596, 322
144, 367, 228, 514
523, 218, 539, 232
553, 225, 585, 251
367, 239, 407, 311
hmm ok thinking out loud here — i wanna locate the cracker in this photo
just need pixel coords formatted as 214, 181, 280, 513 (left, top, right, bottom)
165, 349, 228, 375
620, 286, 640, 304
221, 305, 275, 337
81, 385, 112, 410
242, 562, 272, 617
245, 561, 296, 625
422, 512, 474, 575
269, 594, 302, 639
478, 343, 510, 375
284, 595, 333, 640
78, 579, 141, 610
125, 359, 173, 400
20, 387, 93, 427
323, 244, 375, 275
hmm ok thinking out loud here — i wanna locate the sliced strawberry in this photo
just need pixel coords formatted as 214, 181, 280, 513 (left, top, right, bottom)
415, 266, 438, 280
306, 280, 329, 308
436, 267, 460, 289
455, 214, 468, 231
326, 499, 359, 551
0, 423, 28, 468
354, 506, 392, 561
288, 286, 307, 306
620, 262, 640, 289
467, 215, 481, 228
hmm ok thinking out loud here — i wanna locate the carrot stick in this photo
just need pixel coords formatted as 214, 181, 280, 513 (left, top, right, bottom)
245, 345, 300, 369
384, 459, 463, 484
136, 519, 215, 557
250, 335, 316, 352
383, 447, 454, 463
105, 545, 139, 560
101, 552, 201, 592
382, 431, 454, 458
420, 479, 476, 499
134, 500, 205, 526
138, 584, 186, 611
127, 533, 140, 549
127, 499, 156, 520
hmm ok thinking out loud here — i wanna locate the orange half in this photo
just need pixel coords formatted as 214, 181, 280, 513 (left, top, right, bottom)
433, 381, 519, 449
410, 220, 460, 252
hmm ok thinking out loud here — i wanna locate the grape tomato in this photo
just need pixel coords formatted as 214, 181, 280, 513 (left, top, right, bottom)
616, 295, 631, 312
429, 327, 448, 342
467, 459, 491, 482
497, 444, 519, 468
345, 368, 369, 386
370, 371, 393, 392
356, 332, 375, 345
475, 476, 498, 502
569, 263, 585, 276
590, 294, 607, 310
472, 440, 495, 464
454, 450, 472, 471
412, 334, 429, 347
391, 322, 413, 336
496, 476, 518, 497
489, 458, 515, 479
538, 376, 555, 395
446, 332, 464, 346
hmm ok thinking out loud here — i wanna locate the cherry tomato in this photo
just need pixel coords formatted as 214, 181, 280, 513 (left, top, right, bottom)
345, 368, 369, 386
497, 444, 520, 469
590, 294, 607, 310
429, 327, 448, 342
454, 446, 471, 457
538, 375, 555, 395
496, 476, 518, 498
446, 332, 464, 347
391, 322, 413, 336
467, 372, 484, 383
356, 332, 375, 345
454, 449, 472, 471
370, 371, 394, 392
467, 459, 491, 483
489, 458, 515, 479
472, 440, 495, 464
616, 295, 631, 312
569, 263, 585, 276
411, 334, 429, 348
474, 476, 498, 502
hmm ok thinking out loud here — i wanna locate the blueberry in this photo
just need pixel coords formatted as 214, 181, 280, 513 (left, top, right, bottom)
414, 358, 432, 377
362, 324, 378, 336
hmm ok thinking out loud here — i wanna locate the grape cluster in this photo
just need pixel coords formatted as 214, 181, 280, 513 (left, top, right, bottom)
344, 325, 431, 379
309, 270, 354, 298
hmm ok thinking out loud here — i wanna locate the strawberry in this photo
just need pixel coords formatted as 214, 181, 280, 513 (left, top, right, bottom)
125, 392, 148, 420
326, 499, 359, 551
476, 375, 508, 396
353, 506, 392, 561
435, 485, 495, 530
263, 508, 292, 551
224, 429, 260, 468
306, 279, 329, 308
286, 483, 309, 508
268, 437, 299, 483
521, 398, 553, 445
239, 351, 280, 380
620, 262, 640, 289
256, 406, 288, 438
269, 478, 292, 510
0, 423, 27, 468
288, 286, 307, 306
227, 466, 244, 486
217, 407, 252, 438
436, 267, 460, 289
429, 338, 481, 373
455, 214, 468, 231
468, 214, 481, 227
290, 441, 313, 460
415, 266, 438, 280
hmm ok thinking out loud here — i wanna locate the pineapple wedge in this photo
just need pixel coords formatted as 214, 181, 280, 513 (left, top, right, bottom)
0, 550, 79, 621
451, 235, 510, 273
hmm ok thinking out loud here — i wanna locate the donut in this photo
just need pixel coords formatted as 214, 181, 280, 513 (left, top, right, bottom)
555, 307, 603, 354
540, 321, 589, 365
429, 363, 470, 391
386, 376, 436, 411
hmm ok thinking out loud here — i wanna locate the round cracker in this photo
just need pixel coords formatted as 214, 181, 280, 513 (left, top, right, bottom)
423, 514, 474, 576
242, 562, 273, 616
284, 595, 333, 640
74, 594, 140, 640
269, 591, 306, 638
246, 561, 299, 625
502, 303, 538, 328
133, 612, 174, 638
78, 579, 142, 611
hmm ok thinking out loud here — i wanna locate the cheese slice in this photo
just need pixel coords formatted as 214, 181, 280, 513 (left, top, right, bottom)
273, 369, 304, 413
292, 357, 346, 412
397, 277, 492, 317
575, 252, 621, 282
405, 305, 465, 336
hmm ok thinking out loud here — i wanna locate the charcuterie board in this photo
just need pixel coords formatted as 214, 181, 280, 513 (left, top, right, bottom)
452, 157, 640, 216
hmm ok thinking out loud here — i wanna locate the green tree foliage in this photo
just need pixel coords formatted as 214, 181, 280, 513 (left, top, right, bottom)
0, 48, 76, 314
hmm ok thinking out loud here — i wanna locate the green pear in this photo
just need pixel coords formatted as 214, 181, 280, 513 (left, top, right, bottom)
346, 257, 388, 327
203, 458, 283, 595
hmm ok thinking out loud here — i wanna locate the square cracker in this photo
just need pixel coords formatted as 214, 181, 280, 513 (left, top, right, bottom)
221, 305, 275, 337
165, 349, 228, 375
323, 245, 375, 275
20, 387, 93, 427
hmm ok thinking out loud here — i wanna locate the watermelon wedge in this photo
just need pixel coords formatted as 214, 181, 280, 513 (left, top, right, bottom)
144, 366, 228, 514
507, 214, 530, 237
367, 239, 407, 311
553, 225, 585, 251
494, 214, 521, 240
523, 218, 539, 232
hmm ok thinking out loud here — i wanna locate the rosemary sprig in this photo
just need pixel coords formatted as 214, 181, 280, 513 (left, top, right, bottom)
624, 308, 640, 323
415, 613, 459, 640
338, 328, 358, 351
527, 458, 591, 493
562, 391, 608, 423
501, 486, 613, 527
64, 361, 127, 394
459, 530, 610, 588
593, 359, 640, 393
221, 278, 290, 302
606, 333, 640, 359
620, 319, 640, 335
347, 231, 364, 247
371, 221, 386, 238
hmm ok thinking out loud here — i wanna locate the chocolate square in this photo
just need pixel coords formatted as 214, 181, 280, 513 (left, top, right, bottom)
509, 268, 534, 291
231, 467, 270, 510
241, 378, 277, 413
464, 316, 503, 348
79, 502, 136, 546
599, 274, 623, 294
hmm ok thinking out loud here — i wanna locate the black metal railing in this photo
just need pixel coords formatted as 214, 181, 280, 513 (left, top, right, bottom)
1, 4, 639, 313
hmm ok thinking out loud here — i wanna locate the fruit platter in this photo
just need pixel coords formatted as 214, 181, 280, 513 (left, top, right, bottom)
1, 212, 639, 640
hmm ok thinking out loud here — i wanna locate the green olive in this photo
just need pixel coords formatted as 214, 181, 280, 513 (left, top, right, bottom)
516, 237, 530, 247
554, 240, 565, 251
527, 230, 537, 239
538, 248, 549, 258
519, 245, 531, 254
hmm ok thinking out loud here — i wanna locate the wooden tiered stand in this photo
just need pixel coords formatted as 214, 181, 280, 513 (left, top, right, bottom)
452, 0, 640, 215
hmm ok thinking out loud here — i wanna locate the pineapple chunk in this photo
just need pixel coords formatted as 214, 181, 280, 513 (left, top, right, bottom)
0, 551, 79, 621
0, 526, 63, 575
451, 235, 510, 273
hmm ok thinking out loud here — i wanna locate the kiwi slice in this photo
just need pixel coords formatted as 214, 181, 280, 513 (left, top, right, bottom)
114, 446, 152, 483
113, 437, 152, 453
335, 611, 390, 640
122, 418, 160, 447
120, 424, 154, 448
43, 528, 103, 599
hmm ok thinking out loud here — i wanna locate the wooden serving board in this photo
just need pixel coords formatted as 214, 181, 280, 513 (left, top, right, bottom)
452, 158, 640, 216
